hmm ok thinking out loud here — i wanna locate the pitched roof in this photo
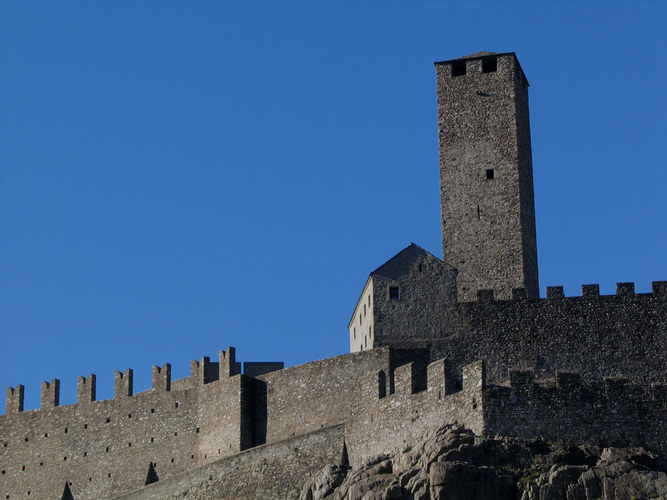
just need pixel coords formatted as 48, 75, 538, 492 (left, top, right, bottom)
371, 243, 448, 280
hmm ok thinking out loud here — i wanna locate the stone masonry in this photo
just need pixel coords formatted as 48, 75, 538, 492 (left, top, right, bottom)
436, 52, 539, 301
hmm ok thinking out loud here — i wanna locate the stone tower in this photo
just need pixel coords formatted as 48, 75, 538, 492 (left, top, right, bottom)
435, 51, 539, 301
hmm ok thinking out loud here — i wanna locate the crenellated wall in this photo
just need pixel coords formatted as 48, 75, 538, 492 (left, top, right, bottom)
0, 348, 249, 500
1, 282, 664, 499
484, 368, 667, 453
1, 345, 665, 499
381, 280, 666, 385
345, 357, 486, 463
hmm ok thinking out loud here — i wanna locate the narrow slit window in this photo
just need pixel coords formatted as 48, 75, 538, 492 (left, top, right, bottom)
451, 60, 466, 77
481, 56, 497, 73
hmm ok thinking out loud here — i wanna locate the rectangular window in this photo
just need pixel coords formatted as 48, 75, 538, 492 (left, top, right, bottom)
389, 287, 399, 299
486, 169, 495, 180
482, 56, 497, 73
451, 60, 466, 77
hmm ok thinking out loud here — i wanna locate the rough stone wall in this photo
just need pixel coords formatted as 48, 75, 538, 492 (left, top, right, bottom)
0, 350, 246, 500
345, 358, 485, 464
255, 348, 391, 446
436, 52, 539, 300
370, 244, 457, 347
383, 282, 666, 385
114, 425, 346, 500
483, 370, 667, 453
446, 283, 667, 384
114, 358, 489, 499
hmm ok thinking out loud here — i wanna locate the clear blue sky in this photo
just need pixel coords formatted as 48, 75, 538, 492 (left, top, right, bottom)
1, 1, 665, 412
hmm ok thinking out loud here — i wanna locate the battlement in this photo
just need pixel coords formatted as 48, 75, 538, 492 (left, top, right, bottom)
2, 347, 251, 416
0, 347, 285, 499
368, 356, 665, 454
474, 280, 665, 303
378, 358, 484, 400
485, 366, 666, 451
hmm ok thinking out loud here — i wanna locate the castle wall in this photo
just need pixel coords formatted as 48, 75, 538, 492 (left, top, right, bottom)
382, 283, 666, 385
114, 424, 346, 500
0, 350, 247, 500
483, 371, 667, 453
345, 359, 485, 464
256, 348, 391, 445
445, 283, 667, 384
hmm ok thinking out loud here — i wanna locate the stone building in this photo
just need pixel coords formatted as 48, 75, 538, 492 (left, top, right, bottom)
1, 52, 665, 500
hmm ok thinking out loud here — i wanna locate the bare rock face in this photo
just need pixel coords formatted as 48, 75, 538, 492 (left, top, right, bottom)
300, 425, 667, 500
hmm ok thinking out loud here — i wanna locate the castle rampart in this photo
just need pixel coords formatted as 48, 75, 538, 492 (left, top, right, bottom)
483, 370, 667, 453
0, 348, 252, 499
377, 280, 666, 385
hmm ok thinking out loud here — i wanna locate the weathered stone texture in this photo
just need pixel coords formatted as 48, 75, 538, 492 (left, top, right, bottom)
0, 349, 247, 499
114, 425, 346, 500
349, 244, 458, 352
438, 285, 667, 384
436, 52, 538, 301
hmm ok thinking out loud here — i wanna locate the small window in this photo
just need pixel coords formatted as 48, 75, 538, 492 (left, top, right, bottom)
389, 287, 400, 299
451, 60, 466, 77
353, 328, 356, 339
482, 56, 497, 73
486, 169, 495, 180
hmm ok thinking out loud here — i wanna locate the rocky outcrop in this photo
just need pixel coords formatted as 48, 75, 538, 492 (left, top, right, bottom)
300, 425, 667, 500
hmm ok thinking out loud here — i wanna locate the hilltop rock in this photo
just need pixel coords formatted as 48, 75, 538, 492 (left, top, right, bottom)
300, 425, 667, 500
